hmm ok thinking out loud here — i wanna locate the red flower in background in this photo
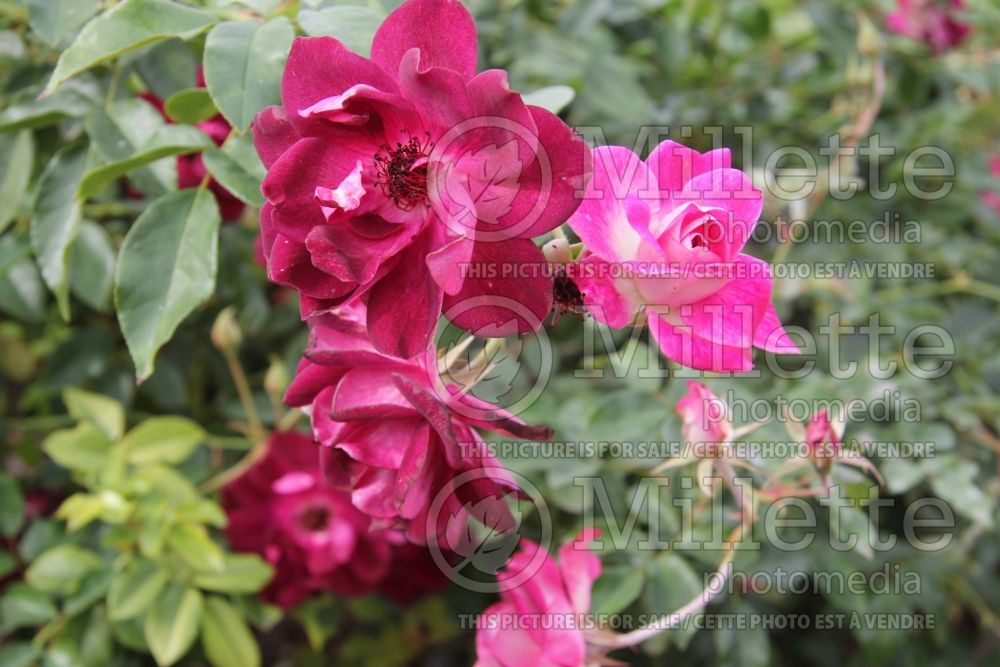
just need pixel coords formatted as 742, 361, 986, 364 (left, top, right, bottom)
222, 430, 445, 608
982, 156, 1000, 216
284, 303, 550, 545
253, 0, 591, 358
886, 0, 970, 54
138, 70, 246, 221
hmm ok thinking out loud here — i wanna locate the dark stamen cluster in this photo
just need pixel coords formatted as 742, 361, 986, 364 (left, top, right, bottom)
373, 130, 434, 211
551, 266, 587, 324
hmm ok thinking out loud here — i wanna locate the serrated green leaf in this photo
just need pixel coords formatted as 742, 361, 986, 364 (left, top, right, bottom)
192, 554, 274, 594
107, 559, 170, 621
0, 130, 33, 235
201, 596, 261, 667
25, 0, 100, 48
203, 18, 294, 131
79, 124, 211, 198
144, 583, 203, 667
63, 387, 125, 441
44, 0, 216, 95
114, 188, 221, 381
30, 143, 88, 320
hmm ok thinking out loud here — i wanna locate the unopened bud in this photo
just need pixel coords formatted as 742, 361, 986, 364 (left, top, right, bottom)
543, 237, 572, 264
211, 307, 243, 351
264, 357, 290, 400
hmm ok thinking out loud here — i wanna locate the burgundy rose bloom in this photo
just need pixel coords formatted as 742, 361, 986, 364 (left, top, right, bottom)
284, 304, 551, 545
253, 0, 591, 358
886, 0, 970, 54
222, 430, 444, 607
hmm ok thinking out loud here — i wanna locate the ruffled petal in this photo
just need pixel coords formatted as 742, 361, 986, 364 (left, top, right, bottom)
370, 0, 478, 80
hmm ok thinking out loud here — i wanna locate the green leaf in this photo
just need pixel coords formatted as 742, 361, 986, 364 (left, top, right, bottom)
81, 606, 113, 667
25, 0, 100, 48
0, 583, 57, 631
135, 39, 198, 101
644, 553, 704, 650
70, 220, 116, 313
44, 0, 216, 95
164, 88, 219, 124
30, 144, 88, 320
63, 569, 113, 618
589, 564, 645, 615
25, 544, 102, 594
79, 124, 212, 198
201, 596, 261, 667
0, 80, 98, 133
929, 457, 994, 527
0, 239, 47, 323
43, 421, 114, 474
114, 188, 221, 381
202, 144, 265, 207
144, 583, 203, 667
192, 554, 274, 594
63, 387, 125, 441
122, 416, 205, 465
522, 85, 576, 115
167, 523, 225, 573
203, 17, 295, 131
0, 130, 34, 235
107, 559, 170, 621
0, 474, 25, 537
86, 98, 178, 196
297, 6, 383, 57
0, 642, 40, 667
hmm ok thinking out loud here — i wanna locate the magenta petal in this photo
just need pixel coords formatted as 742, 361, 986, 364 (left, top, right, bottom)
646, 140, 731, 194
569, 256, 638, 329
307, 221, 418, 285
331, 368, 420, 419
443, 239, 553, 337
253, 107, 302, 168
678, 255, 772, 349
754, 302, 801, 354
268, 233, 356, 300
648, 312, 753, 372
567, 145, 647, 262
285, 360, 340, 407
282, 37, 397, 121
426, 235, 473, 295
391, 373, 461, 469
335, 419, 421, 468
351, 467, 400, 519
674, 169, 763, 260
371, 0, 478, 80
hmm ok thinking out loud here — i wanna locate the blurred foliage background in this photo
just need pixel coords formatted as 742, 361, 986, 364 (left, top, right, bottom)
2, 0, 1000, 665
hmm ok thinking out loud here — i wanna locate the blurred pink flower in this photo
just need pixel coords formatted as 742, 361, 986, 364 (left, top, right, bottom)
804, 409, 841, 468
475, 531, 602, 667
567, 141, 798, 372
886, 0, 970, 54
284, 304, 551, 545
676, 381, 732, 447
253, 0, 591, 358
222, 430, 445, 607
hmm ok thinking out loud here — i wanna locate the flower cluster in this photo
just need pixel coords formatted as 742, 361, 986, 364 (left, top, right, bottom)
222, 430, 445, 608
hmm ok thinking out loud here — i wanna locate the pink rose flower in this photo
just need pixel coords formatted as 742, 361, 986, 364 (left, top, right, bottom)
804, 410, 841, 469
676, 381, 732, 448
886, 0, 970, 54
475, 531, 602, 667
284, 304, 551, 544
566, 141, 798, 372
222, 430, 444, 607
253, 0, 591, 358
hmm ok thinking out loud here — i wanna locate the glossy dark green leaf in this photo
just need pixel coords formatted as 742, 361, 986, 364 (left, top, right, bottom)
0, 234, 46, 323
44, 0, 216, 95
0, 80, 98, 133
86, 99, 178, 197
114, 188, 221, 381
203, 18, 295, 131
201, 135, 265, 207
30, 143, 88, 320
79, 124, 211, 198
